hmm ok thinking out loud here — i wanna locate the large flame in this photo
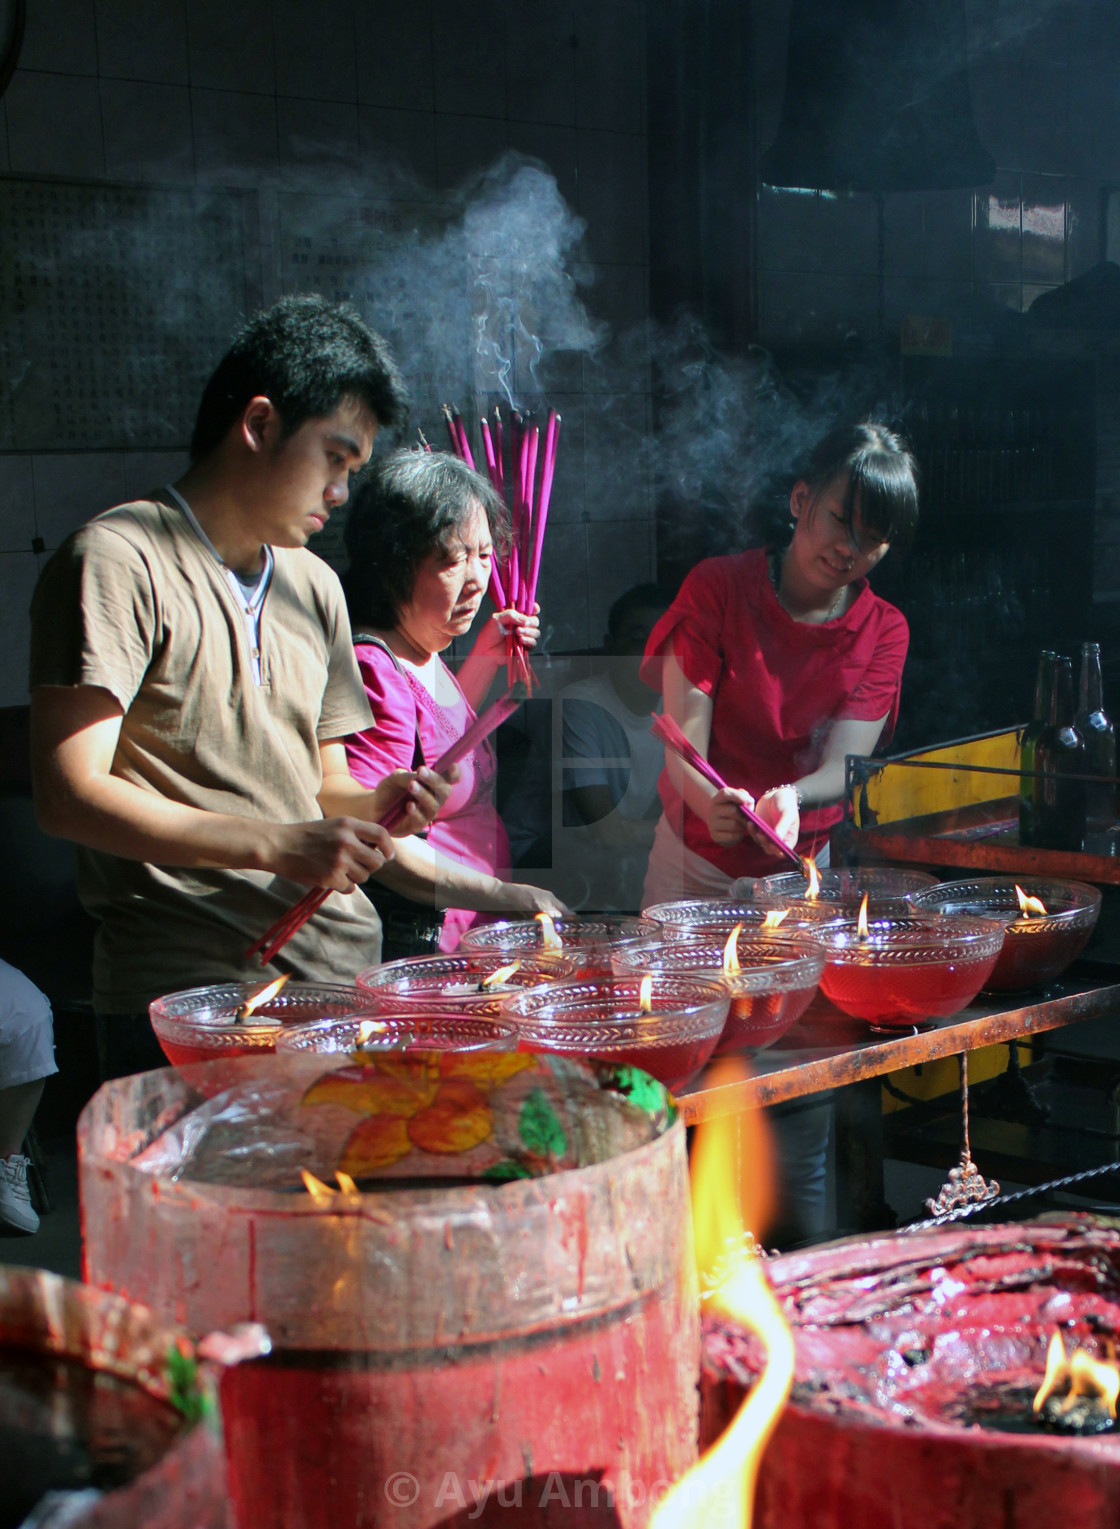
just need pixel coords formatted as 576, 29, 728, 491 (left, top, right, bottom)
236, 972, 290, 1020
857, 893, 870, 942
722, 924, 744, 977
651, 1063, 792, 1528
534, 912, 564, 950
639, 974, 654, 1013
761, 910, 789, 932
1033, 1330, 1120, 1418
804, 859, 821, 901
481, 960, 521, 988
1015, 884, 1048, 918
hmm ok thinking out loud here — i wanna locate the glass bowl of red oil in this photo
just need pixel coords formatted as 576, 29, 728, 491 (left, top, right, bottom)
275, 1011, 519, 1056
910, 876, 1101, 991
814, 914, 1005, 1028
499, 973, 730, 1090
149, 981, 378, 1067
356, 950, 578, 1019
457, 915, 660, 975
641, 896, 832, 940
757, 866, 940, 922
612, 932, 826, 1053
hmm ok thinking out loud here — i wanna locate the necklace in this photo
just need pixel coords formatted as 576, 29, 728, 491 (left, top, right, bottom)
770, 550, 849, 623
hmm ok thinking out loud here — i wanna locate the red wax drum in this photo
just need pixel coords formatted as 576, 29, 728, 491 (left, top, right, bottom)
78, 1054, 699, 1529
702, 1216, 1120, 1529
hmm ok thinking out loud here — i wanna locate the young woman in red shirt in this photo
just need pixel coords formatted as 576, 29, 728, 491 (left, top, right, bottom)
641, 421, 919, 905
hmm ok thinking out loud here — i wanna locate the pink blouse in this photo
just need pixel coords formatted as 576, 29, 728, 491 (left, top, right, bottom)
345, 642, 510, 951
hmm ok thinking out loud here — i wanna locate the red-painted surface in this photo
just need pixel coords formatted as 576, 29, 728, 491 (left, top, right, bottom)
221, 1286, 694, 1529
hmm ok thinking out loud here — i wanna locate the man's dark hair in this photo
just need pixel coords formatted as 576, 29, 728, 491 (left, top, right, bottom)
190, 294, 409, 460
607, 582, 676, 638
343, 448, 511, 630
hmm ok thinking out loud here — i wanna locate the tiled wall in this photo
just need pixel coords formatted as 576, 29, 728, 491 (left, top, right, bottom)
0, 0, 653, 705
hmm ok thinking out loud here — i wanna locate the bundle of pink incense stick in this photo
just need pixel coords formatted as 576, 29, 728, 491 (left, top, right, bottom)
245, 684, 527, 965
650, 712, 807, 873
436, 402, 560, 688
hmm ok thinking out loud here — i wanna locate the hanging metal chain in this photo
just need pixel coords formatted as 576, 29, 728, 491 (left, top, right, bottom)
921, 1052, 1001, 1221
906, 1156, 1120, 1234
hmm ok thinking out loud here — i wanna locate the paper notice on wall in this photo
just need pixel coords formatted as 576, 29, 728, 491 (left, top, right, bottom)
0, 178, 254, 451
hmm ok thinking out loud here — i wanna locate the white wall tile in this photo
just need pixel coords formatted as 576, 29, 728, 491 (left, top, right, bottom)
0, 458, 36, 552
0, 553, 42, 707
19, 0, 98, 76
572, 0, 645, 134
95, 0, 189, 84
506, 5, 577, 127
31, 454, 128, 550
585, 519, 654, 644
355, 1, 434, 112
535, 520, 588, 652
432, 0, 507, 119
575, 129, 648, 267
582, 394, 652, 520
434, 113, 509, 190
0, 99, 8, 172
101, 80, 194, 181
358, 106, 438, 186
277, 98, 360, 186
119, 452, 190, 500
192, 88, 279, 185
5, 73, 105, 178
187, 0, 276, 95
273, 0, 357, 103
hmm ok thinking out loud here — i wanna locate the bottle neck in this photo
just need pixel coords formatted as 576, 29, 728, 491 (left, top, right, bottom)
1050, 658, 1076, 730
1035, 651, 1055, 724
1080, 644, 1104, 715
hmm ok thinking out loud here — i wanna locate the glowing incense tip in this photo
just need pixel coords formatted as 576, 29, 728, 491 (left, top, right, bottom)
300, 1168, 337, 1207
639, 974, 653, 1013
805, 859, 821, 900
481, 960, 521, 989
534, 911, 564, 950
236, 972, 290, 1020
722, 923, 743, 977
1015, 884, 1048, 917
761, 910, 789, 931
857, 894, 870, 942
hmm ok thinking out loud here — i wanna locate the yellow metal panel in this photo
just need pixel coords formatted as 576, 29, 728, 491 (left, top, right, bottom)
880, 1040, 1025, 1114
854, 728, 1021, 826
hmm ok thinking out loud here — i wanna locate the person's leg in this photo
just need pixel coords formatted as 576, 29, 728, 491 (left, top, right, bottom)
0, 962, 57, 1234
0, 1079, 45, 1158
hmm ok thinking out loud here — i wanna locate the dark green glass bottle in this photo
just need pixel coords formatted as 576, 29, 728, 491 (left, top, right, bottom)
1075, 641, 1116, 843
1019, 651, 1055, 846
1036, 655, 1087, 852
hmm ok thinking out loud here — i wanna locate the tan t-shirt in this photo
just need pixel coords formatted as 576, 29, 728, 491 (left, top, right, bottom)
30, 494, 383, 1011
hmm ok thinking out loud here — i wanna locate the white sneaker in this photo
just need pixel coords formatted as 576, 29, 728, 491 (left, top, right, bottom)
0, 1154, 39, 1234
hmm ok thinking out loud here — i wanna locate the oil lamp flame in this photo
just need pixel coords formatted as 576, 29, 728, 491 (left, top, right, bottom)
1015, 884, 1048, 918
300, 1168, 337, 1208
639, 975, 654, 1013
723, 924, 743, 978
1033, 1329, 1120, 1418
482, 960, 521, 988
534, 912, 564, 950
334, 1171, 360, 1197
857, 894, 870, 942
356, 1019, 388, 1046
236, 972, 290, 1020
804, 859, 821, 901
651, 1063, 792, 1529
761, 910, 789, 931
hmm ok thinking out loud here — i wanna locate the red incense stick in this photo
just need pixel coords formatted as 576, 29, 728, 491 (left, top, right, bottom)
650, 713, 806, 872
246, 684, 528, 963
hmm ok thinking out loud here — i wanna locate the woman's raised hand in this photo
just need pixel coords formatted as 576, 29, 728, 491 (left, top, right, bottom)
472, 604, 541, 662
503, 883, 572, 919
755, 784, 801, 851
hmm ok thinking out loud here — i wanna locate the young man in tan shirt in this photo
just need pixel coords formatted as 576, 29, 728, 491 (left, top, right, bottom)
29, 295, 452, 1076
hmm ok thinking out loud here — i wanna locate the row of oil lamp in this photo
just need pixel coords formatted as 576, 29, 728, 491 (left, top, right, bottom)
147, 866, 1102, 1094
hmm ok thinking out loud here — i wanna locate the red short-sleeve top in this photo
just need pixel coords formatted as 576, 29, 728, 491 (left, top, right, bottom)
640, 549, 909, 878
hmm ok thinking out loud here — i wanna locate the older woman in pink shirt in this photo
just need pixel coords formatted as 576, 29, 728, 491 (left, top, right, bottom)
343, 449, 566, 958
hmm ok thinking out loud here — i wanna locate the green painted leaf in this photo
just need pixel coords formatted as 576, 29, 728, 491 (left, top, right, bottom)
165, 1342, 212, 1425
481, 1159, 534, 1182
609, 1065, 670, 1118
519, 1088, 568, 1158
